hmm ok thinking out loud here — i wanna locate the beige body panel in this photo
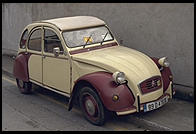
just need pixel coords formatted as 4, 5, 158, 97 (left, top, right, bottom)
71, 60, 107, 91
28, 53, 42, 82
165, 81, 174, 99
70, 40, 119, 91
43, 54, 70, 94
72, 45, 163, 103
26, 24, 71, 94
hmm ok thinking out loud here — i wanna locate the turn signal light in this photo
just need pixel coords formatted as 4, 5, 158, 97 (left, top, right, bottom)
112, 95, 119, 102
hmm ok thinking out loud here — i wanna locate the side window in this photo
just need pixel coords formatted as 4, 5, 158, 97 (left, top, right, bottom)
44, 29, 63, 53
20, 29, 28, 49
28, 29, 42, 51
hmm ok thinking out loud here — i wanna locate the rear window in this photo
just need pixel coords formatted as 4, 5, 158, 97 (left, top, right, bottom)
20, 29, 28, 49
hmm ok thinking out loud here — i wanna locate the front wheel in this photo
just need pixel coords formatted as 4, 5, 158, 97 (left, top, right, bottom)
79, 86, 106, 125
16, 78, 32, 94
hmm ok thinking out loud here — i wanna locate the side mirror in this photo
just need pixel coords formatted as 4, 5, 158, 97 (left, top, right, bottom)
53, 47, 66, 56
53, 47, 60, 56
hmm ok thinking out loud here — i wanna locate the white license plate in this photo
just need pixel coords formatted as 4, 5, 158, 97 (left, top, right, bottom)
144, 96, 169, 112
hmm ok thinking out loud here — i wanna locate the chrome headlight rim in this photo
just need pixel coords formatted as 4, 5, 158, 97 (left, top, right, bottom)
158, 57, 170, 67
112, 71, 126, 84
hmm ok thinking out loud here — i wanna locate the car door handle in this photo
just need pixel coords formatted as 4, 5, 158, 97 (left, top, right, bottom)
42, 55, 46, 58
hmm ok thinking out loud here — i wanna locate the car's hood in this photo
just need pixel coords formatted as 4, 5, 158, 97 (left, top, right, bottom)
72, 45, 163, 103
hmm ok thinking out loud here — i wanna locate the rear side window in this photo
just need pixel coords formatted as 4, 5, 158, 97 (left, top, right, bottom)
20, 30, 28, 49
28, 29, 42, 51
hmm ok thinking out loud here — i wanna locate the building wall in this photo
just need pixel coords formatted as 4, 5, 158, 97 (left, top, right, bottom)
2, 3, 194, 89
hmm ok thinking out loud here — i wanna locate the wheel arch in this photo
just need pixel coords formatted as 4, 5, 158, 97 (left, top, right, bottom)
13, 52, 31, 82
68, 71, 135, 112
68, 79, 100, 111
150, 57, 173, 92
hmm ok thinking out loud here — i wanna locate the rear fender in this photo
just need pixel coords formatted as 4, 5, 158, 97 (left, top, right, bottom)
13, 52, 31, 82
68, 72, 135, 112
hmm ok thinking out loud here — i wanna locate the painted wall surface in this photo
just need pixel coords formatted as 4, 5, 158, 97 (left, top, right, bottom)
2, 3, 194, 89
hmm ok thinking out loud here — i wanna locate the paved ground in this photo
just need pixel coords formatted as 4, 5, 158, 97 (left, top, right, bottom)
2, 74, 194, 131
2, 75, 146, 131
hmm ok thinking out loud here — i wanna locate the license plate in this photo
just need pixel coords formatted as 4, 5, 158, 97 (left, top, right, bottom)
144, 95, 169, 112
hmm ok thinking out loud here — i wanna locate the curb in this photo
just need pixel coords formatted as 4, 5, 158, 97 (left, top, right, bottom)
2, 69, 14, 79
127, 116, 173, 131
173, 87, 194, 102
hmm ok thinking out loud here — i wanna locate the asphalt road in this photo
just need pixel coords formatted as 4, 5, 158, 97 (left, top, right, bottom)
2, 74, 146, 131
2, 74, 194, 131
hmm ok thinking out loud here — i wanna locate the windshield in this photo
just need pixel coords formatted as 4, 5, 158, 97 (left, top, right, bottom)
62, 26, 114, 48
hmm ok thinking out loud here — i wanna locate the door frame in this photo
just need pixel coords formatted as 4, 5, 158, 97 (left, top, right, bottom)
26, 26, 43, 83
42, 26, 71, 94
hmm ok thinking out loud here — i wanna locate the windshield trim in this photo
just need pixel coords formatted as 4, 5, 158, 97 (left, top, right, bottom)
69, 42, 118, 55
62, 25, 114, 48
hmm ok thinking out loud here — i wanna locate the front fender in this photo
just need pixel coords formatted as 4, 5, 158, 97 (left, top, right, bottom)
151, 57, 173, 92
69, 72, 135, 112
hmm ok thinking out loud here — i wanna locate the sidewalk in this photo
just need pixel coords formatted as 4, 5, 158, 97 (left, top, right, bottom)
2, 55, 15, 78
2, 54, 194, 102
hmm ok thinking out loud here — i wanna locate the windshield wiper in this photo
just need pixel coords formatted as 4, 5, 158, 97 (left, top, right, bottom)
100, 32, 108, 45
83, 34, 93, 48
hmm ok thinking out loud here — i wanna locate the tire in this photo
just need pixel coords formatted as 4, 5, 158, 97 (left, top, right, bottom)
16, 78, 32, 94
79, 86, 106, 125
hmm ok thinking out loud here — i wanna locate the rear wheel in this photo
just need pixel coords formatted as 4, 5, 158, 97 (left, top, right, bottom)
16, 78, 32, 94
79, 86, 106, 125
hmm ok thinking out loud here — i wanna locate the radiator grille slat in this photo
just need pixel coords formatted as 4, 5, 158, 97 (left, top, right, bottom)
139, 76, 162, 94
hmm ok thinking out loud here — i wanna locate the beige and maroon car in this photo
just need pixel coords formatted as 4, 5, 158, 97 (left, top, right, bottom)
13, 16, 175, 125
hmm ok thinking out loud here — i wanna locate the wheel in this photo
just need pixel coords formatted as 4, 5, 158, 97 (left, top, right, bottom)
16, 78, 32, 94
79, 86, 106, 125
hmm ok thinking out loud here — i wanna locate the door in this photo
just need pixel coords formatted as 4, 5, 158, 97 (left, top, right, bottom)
28, 27, 43, 83
42, 27, 70, 94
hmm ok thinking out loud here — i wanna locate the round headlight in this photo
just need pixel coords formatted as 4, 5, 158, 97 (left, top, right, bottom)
112, 71, 126, 84
158, 57, 170, 67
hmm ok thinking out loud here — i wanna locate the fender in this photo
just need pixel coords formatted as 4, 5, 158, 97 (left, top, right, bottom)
13, 52, 31, 82
151, 57, 173, 92
68, 72, 135, 112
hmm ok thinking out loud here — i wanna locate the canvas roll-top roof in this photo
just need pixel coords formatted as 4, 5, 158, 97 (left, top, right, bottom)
40, 16, 105, 31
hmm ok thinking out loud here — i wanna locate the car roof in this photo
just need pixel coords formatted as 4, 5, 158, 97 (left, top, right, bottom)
38, 16, 105, 31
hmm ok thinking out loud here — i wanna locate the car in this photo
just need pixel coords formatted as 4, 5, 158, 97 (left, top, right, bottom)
13, 16, 175, 125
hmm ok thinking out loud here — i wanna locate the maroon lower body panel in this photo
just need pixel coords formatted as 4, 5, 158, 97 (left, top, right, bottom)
13, 52, 31, 82
76, 72, 135, 112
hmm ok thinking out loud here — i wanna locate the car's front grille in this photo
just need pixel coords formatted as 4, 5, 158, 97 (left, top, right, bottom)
139, 76, 162, 94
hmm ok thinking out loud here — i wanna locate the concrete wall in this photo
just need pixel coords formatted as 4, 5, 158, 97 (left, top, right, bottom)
2, 3, 194, 89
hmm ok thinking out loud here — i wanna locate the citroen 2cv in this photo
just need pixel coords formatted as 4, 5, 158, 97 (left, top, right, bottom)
13, 16, 175, 125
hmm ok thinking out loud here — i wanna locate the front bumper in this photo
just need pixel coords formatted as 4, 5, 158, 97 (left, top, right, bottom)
116, 81, 175, 116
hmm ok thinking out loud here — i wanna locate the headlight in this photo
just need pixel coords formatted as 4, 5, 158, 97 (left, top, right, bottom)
158, 57, 170, 67
112, 71, 126, 84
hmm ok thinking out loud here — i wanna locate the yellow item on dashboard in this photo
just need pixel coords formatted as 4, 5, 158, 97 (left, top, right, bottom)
84, 37, 93, 43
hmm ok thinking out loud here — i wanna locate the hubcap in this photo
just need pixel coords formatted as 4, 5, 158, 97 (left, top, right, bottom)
85, 99, 96, 116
